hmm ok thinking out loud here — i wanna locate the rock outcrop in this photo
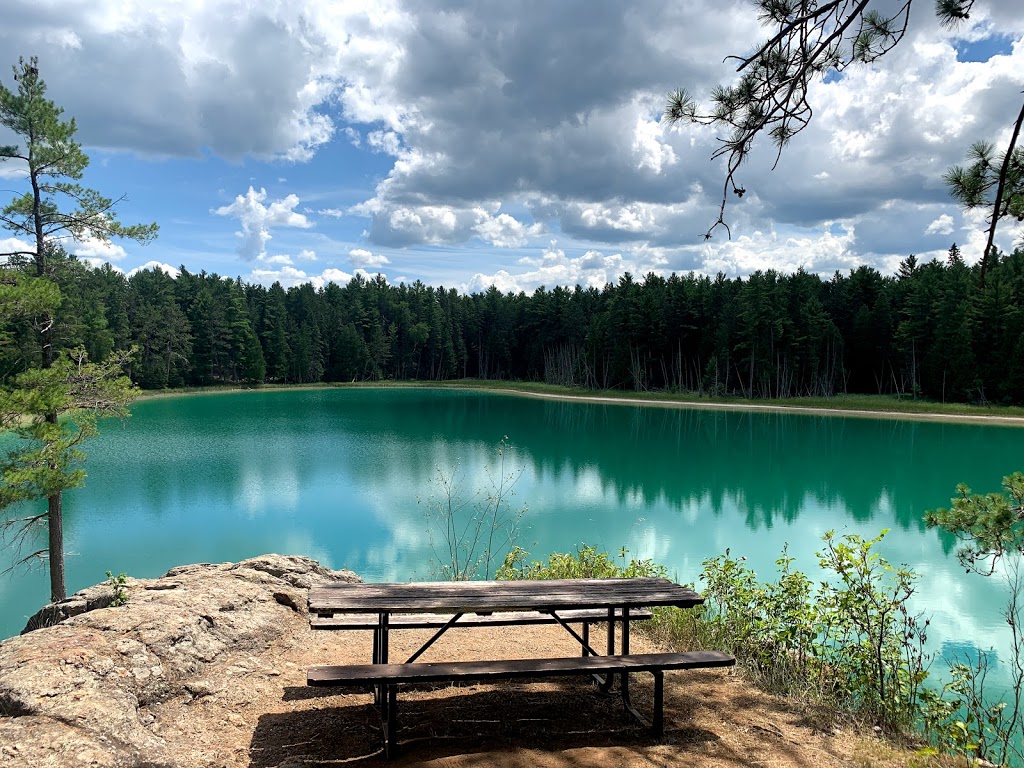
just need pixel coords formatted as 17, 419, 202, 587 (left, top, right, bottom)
0, 555, 359, 767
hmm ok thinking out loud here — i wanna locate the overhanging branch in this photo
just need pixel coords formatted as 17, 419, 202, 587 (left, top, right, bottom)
980, 95, 1024, 285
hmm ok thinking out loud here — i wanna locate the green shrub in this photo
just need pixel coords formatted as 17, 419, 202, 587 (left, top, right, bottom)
685, 530, 931, 729
507, 532, 929, 730
496, 544, 667, 580
105, 570, 129, 607
497, 533, 1021, 765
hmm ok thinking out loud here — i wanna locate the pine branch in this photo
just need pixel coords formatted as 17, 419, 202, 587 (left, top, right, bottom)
980, 96, 1024, 285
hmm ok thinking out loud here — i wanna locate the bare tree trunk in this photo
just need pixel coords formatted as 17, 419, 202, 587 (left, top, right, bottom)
32, 162, 68, 601
911, 339, 918, 400
629, 345, 646, 392
749, 355, 754, 398
543, 343, 581, 387
734, 361, 747, 399
47, 487, 65, 602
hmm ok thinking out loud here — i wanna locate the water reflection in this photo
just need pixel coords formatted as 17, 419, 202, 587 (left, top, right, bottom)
0, 388, 1021, 694
940, 640, 995, 668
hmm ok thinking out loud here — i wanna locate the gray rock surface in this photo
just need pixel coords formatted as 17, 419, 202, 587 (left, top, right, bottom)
0, 555, 359, 767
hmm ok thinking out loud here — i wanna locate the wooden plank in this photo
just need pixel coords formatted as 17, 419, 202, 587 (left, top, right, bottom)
307, 651, 735, 686
309, 578, 684, 602
341, 581, 691, 599
311, 578, 685, 599
310, 608, 654, 630
308, 578, 703, 614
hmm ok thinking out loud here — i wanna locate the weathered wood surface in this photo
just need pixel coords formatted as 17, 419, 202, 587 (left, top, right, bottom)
308, 577, 703, 614
307, 650, 735, 686
309, 607, 654, 630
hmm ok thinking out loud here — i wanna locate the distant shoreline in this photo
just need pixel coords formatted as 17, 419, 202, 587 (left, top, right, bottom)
134, 382, 1024, 427
480, 387, 1024, 426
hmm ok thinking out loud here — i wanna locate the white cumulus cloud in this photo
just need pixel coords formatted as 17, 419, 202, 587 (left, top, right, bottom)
348, 248, 390, 269
213, 186, 312, 261
466, 243, 633, 294
925, 213, 956, 236
248, 265, 356, 289
322, 267, 356, 284
473, 212, 544, 248
128, 261, 180, 278
0, 162, 27, 180
632, 115, 678, 174
701, 224, 860, 277
71, 235, 129, 263
0, 236, 33, 262
367, 129, 402, 155
259, 254, 294, 266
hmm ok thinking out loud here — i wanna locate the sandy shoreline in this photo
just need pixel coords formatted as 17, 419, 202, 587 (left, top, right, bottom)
483, 387, 1024, 426
136, 382, 1024, 427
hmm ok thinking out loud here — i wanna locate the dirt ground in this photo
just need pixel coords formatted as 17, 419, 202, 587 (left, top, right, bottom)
165, 619, 929, 768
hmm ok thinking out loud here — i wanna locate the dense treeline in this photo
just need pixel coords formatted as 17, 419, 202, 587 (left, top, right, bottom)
3, 244, 1024, 404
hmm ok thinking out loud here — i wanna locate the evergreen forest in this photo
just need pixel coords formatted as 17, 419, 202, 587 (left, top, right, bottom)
4, 243, 1024, 405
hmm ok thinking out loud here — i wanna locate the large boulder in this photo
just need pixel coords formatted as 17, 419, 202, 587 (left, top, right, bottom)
0, 555, 359, 767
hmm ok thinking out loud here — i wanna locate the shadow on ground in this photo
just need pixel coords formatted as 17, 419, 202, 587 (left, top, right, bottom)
250, 681, 723, 767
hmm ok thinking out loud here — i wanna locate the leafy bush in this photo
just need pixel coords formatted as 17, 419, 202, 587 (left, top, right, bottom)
690, 545, 819, 693
926, 474, 1024, 767
690, 530, 931, 729
496, 544, 667, 580
496, 533, 1022, 765
814, 531, 930, 726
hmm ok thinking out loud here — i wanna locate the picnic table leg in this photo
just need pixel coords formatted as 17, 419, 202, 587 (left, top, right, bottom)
618, 606, 650, 727
383, 683, 398, 758
651, 670, 664, 736
370, 612, 397, 756
598, 607, 616, 691
621, 605, 630, 699
373, 613, 390, 708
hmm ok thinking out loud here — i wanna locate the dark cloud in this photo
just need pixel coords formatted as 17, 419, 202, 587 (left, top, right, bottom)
355, 1, 745, 211
1, 0, 336, 159
3, 0, 1022, 287
348, 0, 1022, 264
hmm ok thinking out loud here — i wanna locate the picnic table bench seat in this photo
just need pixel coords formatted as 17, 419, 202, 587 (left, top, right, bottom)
309, 607, 654, 630
308, 650, 735, 756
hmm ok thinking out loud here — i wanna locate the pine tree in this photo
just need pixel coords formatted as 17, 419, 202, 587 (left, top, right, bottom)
0, 56, 156, 602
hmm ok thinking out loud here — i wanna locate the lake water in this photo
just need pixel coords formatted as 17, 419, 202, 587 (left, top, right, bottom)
1, 387, 1022, 687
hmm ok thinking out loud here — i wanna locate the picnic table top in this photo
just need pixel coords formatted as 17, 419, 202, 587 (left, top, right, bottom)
307, 576, 704, 615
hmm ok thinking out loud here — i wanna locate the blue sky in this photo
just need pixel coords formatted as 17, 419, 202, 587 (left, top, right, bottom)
1, 0, 1023, 293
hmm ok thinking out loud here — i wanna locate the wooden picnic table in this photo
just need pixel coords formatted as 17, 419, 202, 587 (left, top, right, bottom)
307, 577, 727, 757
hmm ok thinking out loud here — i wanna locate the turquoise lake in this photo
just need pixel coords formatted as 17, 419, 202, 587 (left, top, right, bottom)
1, 387, 1022, 688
